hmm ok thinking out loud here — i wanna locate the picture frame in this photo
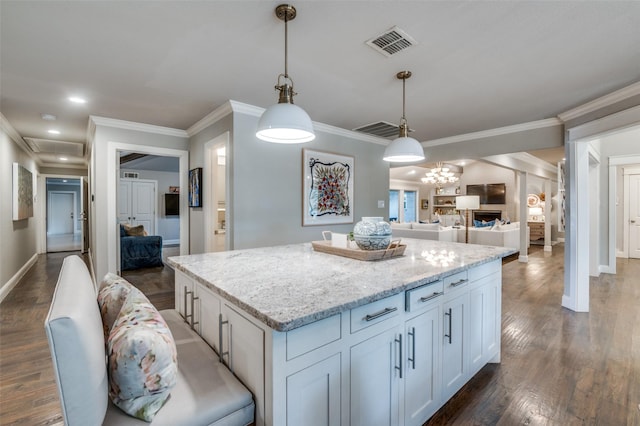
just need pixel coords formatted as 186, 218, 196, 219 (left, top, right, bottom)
421, 199, 429, 210
169, 186, 180, 193
302, 149, 354, 226
188, 168, 202, 207
12, 162, 34, 221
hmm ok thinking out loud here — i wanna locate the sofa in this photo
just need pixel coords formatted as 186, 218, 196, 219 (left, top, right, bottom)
456, 222, 529, 249
120, 224, 163, 271
45, 255, 255, 425
390, 222, 456, 242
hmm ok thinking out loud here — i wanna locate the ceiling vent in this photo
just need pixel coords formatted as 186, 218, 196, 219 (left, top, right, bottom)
366, 26, 417, 57
123, 172, 139, 179
353, 121, 414, 139
24, 138, 84, 157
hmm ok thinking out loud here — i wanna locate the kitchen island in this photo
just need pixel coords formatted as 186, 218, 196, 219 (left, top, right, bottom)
168, 239, 515, 426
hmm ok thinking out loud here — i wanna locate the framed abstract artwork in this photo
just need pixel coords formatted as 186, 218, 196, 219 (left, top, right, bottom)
12, 163, 34, 221
302, 149, 354, 226
189, 167, 202, 207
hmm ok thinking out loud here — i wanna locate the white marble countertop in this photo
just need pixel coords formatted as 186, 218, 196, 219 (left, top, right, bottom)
168, 239, 515, 332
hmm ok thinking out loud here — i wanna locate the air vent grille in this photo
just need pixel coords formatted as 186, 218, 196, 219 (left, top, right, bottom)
123, 172, 139, 179
353, 121, 401, 139
366, 26, 417, 57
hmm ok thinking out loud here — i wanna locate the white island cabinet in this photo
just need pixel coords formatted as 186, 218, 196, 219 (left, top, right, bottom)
169, 240, 512, 426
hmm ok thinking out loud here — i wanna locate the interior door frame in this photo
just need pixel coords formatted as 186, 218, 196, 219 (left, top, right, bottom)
37, 174, 87, 254
107, 141, 189, 275
204, 132, 230, 252
620, 163, 640, 258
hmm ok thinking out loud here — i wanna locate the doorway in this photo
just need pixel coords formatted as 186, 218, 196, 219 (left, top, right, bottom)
46, 178, 82, 252
204, 133, 229, 253
626, 171, 640, 259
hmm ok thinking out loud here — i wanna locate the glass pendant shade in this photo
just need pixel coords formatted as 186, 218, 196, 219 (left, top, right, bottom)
383, 136, 425, 162
256, 103, 315, 143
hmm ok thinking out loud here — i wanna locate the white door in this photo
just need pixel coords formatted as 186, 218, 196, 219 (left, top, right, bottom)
118, 180, 132, 224
131, 180, 156, 233
630, 174, 640, 259
48, 192, 74, 235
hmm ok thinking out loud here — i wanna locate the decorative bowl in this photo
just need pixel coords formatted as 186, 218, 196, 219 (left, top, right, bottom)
353, 235, 392, 251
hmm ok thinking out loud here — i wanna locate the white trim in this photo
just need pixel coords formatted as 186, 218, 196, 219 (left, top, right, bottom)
423, 118, 562, 147
0, 253, 38, 304
204, 133, 229, 253
186, 102, 234, 136
599, 264, 615, 274
518, 255, 528, 263
229, 100, 263, 117
107, 142, 189, 274
567, 105, 640, 141
611, 154, 640, 166
1, 113, 38, 163
558, 81, 640, 122
544, 245, 552, 252
90, 115, 189, 138
315, 122, 389, 145
616, 250, 626, 258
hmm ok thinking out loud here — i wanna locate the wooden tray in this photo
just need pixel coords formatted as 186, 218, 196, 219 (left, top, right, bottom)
311, 240, 406, 261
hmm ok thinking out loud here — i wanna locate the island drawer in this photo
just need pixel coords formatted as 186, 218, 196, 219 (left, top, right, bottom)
468, 259, 500, 281
351, 293, 403, 333
287, 314, 341, 360
443, 271, 469, 293
405, 280, 444, 312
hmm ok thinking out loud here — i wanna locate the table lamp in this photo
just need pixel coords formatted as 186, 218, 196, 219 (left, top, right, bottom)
456, 195, 480, 243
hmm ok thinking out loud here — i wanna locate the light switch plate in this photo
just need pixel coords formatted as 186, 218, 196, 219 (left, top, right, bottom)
378, 200, 385, 208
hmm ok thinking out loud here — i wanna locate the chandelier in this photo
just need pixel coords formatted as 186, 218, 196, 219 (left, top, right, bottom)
421, 162, 459, 185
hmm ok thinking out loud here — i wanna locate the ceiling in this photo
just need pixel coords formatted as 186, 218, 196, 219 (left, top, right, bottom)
2, 1, 639, 169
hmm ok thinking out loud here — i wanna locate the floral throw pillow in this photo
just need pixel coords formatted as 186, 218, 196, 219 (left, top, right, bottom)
107, 289, 178, 422
97, 273, 133, 341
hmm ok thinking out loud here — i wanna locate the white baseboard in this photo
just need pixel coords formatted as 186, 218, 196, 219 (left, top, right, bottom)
616, 250, 626, 258
163, 239, 180, 246
544, 245, 553, 252
0, 253, 38, 304
518, 255, 529, 263
557, 237, 565, 243
599, 264, 616, 274
561, 294, 573, 310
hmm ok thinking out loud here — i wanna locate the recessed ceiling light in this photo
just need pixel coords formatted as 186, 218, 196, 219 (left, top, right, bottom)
59, 157, 68, 161
68, 96, 86, 104
48, 129, 61, 135
41, 113, 57, 121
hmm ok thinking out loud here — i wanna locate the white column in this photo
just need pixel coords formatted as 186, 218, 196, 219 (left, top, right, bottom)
563, 140, 589, 312
518, 171, 529, 263
544, 179, 552, 252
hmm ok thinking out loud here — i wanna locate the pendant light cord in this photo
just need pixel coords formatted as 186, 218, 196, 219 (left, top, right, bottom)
401, 76, 406, 122
284, 13, 288, 79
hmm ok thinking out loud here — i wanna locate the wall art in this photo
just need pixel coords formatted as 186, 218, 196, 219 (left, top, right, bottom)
189, 167, 202, 208
302, 149, 354, 226
13, 162, 34, 220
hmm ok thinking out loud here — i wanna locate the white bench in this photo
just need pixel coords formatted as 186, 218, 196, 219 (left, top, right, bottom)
44, 255, 254, 425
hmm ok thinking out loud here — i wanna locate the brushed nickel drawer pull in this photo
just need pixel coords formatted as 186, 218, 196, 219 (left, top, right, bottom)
450, 279, 468, 287
364, 307, 398, 322
420, 292, 444, 303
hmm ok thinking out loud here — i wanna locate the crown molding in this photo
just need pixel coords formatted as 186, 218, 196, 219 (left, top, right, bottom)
39, 161, 88, 170
89, 115, 188, 138
558, 81, 640, 122
186, 101, 234, 136
423, 118, 562, 147
1, 113, 41, 164
507, 151, 559, 174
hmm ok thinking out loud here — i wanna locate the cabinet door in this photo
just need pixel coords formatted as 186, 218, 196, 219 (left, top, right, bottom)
287, 354, 341, 426
174, 270, 193, 319
350, 326, 401, 426
441, 292, 469, 401
222, 304, 266, 426
469, 276, 501, 376
404, 305, 441, 426
196, 284, 221, 352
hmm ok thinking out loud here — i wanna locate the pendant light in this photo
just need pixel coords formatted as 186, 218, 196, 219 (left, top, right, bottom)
256, 4, 315, 144
383, 71, 425, 162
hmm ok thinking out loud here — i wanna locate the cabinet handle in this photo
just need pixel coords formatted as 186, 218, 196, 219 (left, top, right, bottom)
420, 292, 443, 303
408, 327, 416, 370
190, 294, 200, 329
444, 308, 452, 344
364, 307, 397, 322
183, 286, 190, 324
395, 334, 403, 379
218, 313, 229, 364
450, 279, 468, 288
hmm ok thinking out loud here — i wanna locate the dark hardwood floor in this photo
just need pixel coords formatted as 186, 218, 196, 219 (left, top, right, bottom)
0, 246, 638, 425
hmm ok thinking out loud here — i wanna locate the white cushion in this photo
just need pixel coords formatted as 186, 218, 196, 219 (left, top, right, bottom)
412, 223, 440, 230
45, 255, 108, 426
390, 222, 412, 229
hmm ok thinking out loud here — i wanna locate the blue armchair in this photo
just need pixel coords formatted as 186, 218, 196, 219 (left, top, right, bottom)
120, 225, 163, 271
